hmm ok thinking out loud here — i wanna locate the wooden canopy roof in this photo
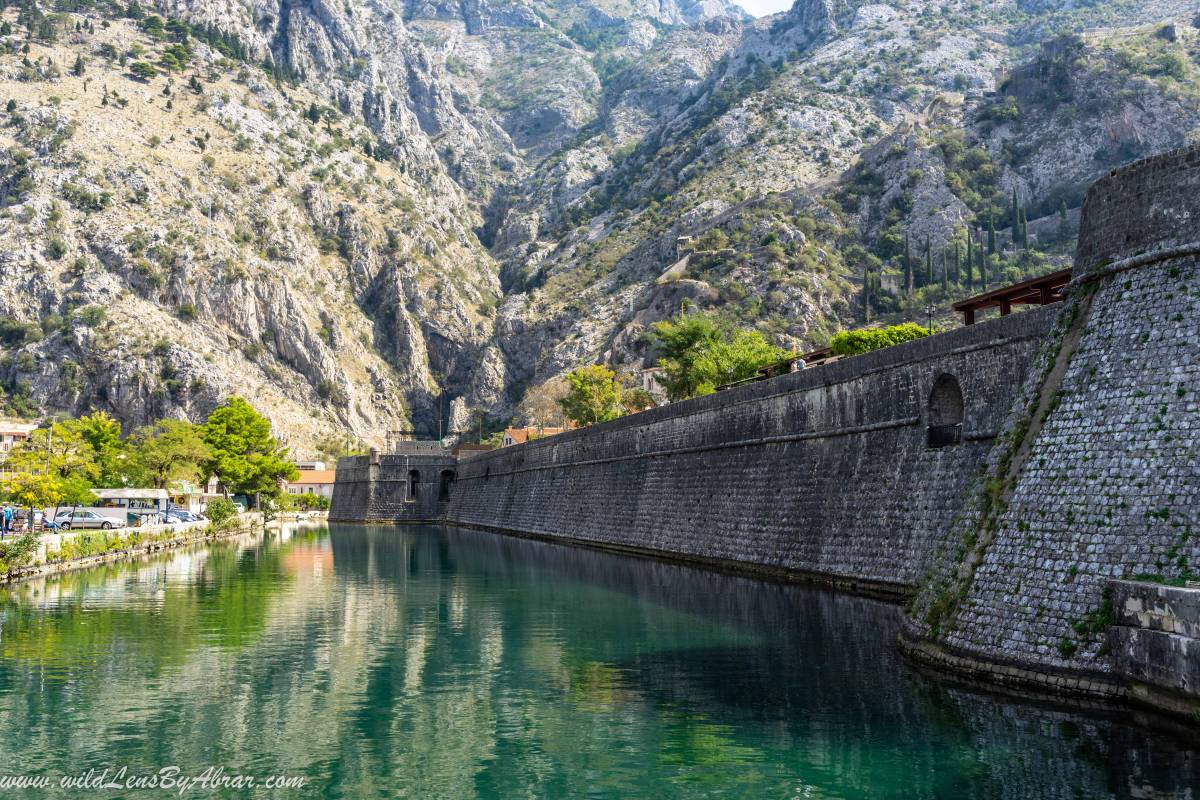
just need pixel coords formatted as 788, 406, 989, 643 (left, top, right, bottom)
951, 268, 1072, 325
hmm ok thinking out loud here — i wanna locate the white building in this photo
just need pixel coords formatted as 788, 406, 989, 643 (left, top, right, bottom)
0, 419, 36, 455
284, 469, 336, 499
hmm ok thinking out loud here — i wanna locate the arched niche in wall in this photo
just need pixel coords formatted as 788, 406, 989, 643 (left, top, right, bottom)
927, 373, 964, 448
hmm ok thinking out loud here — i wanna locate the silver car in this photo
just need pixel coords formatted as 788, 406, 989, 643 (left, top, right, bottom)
55, 510, 127, 531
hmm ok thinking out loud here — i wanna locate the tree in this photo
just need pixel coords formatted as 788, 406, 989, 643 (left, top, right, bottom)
924, 238, 933, 286
621, 386, 656, 415
903, 234, 913, 295
517, 378, 569, 429
202, 397, 297, 505
72, 53, 85, 76
1, 471, 61, 527
7, 422, 98, 484
132, 419, 210, 489
976, 235, 986, 288
129, 61, 157, 80
964, 239, 973, 288
75, 411, 127, 486
205, 497, 238, 527
862, 269, 873, 323
691, 329, 787, 392
649, 312, 786, 400
559, 365, 623, 426
648, 311, 787, 400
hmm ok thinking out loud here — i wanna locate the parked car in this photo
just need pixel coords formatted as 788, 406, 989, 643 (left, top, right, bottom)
165, 510, 200, 523
55, 510, 127, 530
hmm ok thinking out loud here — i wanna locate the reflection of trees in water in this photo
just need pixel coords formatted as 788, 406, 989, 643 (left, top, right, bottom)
0, 525, 1194, 798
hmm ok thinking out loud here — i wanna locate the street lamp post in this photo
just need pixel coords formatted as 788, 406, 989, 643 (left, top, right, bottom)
925, 303, 936, 335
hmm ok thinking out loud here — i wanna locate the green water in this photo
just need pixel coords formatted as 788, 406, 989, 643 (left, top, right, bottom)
0, 525, 1196, 799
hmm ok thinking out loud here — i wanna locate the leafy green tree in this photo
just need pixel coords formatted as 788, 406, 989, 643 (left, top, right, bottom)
1, 471, 61, 527
690, 330, 787, 393
204, 497, 238, 527
649, 312, 787, 401
7, 422, 99, 484
648, 313, 724, 400
559, 365, 623, 426
140, 14, 164, 37
132, 419, 210, 489
75, 411, 127, 486
621, 387, 656, 415
202, 397, 298, 505
72, 53, 84, 76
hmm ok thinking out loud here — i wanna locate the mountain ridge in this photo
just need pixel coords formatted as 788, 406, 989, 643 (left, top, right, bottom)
0, 0, 1197, 449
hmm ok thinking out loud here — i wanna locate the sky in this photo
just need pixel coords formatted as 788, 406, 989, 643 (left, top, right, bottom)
736, 0, 792, 17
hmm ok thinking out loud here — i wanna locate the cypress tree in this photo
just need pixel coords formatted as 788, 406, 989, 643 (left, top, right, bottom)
953, 241, 961, 284
964, 242, 972, 289
1011, 187, 1020, 232
925, 238, 933, 286
977, 230, 986, 289
863, 270, 872, 323
904, 234, 912, 295
941, 248, 949, 292
987, 213, 996, 256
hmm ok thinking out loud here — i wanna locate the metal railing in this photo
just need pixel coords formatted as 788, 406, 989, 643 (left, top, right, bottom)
927, 423, 962, 448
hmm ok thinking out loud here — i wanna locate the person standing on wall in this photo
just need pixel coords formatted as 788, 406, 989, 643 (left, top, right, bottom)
1, 503, 13, 540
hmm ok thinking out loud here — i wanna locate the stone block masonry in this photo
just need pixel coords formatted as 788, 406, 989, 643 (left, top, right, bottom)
1110, 580, 1200, 721
330, 445, 457, 523
445, 305, 1057, 598
904, 143, 1200, 720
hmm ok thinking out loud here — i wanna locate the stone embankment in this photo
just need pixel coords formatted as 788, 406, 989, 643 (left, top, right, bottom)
0, 514, 264, 586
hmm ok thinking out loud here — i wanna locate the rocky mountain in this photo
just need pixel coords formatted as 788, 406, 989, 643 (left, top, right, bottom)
1, 0, 1197, 451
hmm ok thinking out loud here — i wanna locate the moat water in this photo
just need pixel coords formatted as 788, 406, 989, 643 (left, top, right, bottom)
0, 524, 1196, 798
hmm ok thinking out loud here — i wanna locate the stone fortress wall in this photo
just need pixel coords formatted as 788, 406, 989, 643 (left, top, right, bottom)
444, 305, 1057, 598
331, 144, 1200, 720
903, 144, 1200, 717
329, 444, 457, 523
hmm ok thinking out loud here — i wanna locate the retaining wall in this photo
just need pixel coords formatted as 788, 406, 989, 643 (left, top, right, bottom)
445, 305, 1058, 596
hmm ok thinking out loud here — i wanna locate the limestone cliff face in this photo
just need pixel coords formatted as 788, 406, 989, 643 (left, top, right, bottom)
0, 0, 1197, 448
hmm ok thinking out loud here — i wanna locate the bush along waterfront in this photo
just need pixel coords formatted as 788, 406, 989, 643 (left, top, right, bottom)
0, 510, 259, 584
